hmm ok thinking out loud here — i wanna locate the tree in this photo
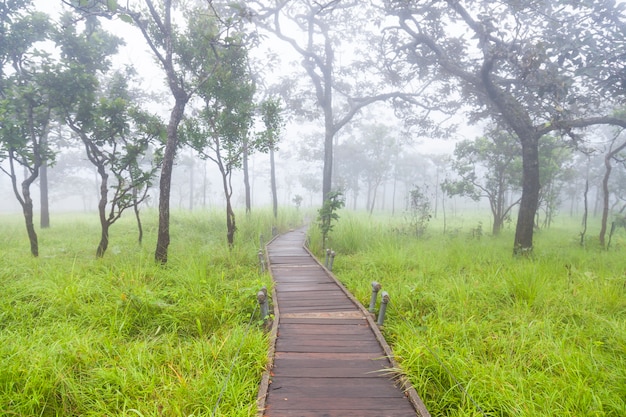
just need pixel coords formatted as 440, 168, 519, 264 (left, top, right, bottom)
362, 124, 398, 214
55, 15, 161, 257
334, 122, 398, 213
599, 128, 626, 247
406, 185, 432, 238
0, 4, 53, 256
65, 0, 248, 263
130, 1, 223, 263
249, 0, 417, 207
317, 190, 344, 248
443, 129, 522, 235
40, 127, 50, 228
334, 136, 366, 210
184, 40, 256, 247
63, 70, 162, 257
258, 97, 284, 219
536, 135, 575, 229
385, 0, 626, 254
242, 133, 252, 213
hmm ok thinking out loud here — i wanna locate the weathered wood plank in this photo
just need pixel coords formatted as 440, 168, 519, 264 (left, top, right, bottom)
272, 358, 389, 370
275, 341, 383, 354
267, 376, 406, 394
279, 317, 368, 325
277, 324, 372, 335
269, 377, 405, 401
275, 292, 348, 301
263, 410, 413, 417
267, 396, 415, 411
277, 304, 356, 312
276, 300, 354, 308
271, 359, 395, 378
269, 256, 316, 264
275, 285, 336, 290
272, 367, 387, 378
277, 334, 376, 343
274, 351, 382, 360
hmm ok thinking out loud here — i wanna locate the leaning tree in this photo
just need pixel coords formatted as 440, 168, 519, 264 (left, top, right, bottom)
385, 0, 626, 254
0, 4, 53, 256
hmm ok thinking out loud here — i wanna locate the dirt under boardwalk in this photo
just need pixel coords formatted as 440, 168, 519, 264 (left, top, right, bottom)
260, 228, 425, 417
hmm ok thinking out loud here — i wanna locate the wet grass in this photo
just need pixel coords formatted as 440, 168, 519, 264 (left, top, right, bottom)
0, 208, 301, 416
312, 212, 626, 417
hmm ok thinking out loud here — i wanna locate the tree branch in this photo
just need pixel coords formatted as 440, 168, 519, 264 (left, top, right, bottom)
536, 116, 626, 137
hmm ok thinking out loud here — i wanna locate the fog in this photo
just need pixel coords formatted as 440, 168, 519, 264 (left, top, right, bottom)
2, 0, 624, 236
1, 0, 464, 216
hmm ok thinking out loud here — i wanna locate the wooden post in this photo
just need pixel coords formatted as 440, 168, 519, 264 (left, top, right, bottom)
369, 281, 382, 313
377, 291, 390, 326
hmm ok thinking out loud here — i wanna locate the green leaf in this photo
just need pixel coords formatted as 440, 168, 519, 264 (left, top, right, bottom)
119, 14, 134, 24
107, 0, 118, 12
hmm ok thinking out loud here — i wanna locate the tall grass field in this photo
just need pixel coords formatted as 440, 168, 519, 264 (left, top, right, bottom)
308, 212, 626, 417
3, 207, 624, 416
0, 209, 301, 417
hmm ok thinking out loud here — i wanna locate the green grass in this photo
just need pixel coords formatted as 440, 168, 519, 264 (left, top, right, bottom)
312, 212, 626, 417
0, 208, 302, 416
5, 207, 624, 416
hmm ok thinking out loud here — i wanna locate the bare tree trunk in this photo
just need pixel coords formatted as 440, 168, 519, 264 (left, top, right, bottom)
243, 138, 251, 214
599, 140, 626, 247
492, 217, 503, 236
133, 187, 143, 245
155, 98, 186, 264
11, 157, 39, 256
270, 146, 278, 219
96, 222, 109, 258
188, 157, 194, 211
580, 178, 589, 247
40, 136, 50, 229
369, 180, 381, 215
322, 125, 334, 204
22, 183, 39, 257
442, 191, 447, 234
599, 154, 612, 247
96, 167, 109, 258
202, 161, 208, 208
226, 197, 236, 247
514, 136, 540, 255
391, 175, 397, 215
433, 167, 439, 219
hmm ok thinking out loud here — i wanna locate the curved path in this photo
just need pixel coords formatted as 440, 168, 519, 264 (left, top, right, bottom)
257, 228, 430, 417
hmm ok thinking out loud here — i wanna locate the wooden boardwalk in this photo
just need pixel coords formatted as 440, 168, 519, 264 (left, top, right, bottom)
257, 228, 430, 417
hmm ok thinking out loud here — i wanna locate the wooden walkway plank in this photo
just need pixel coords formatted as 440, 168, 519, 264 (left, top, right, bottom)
257, 228, 430, 417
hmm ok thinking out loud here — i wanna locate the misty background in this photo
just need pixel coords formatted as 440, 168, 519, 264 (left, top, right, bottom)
1, 0, 623, 237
